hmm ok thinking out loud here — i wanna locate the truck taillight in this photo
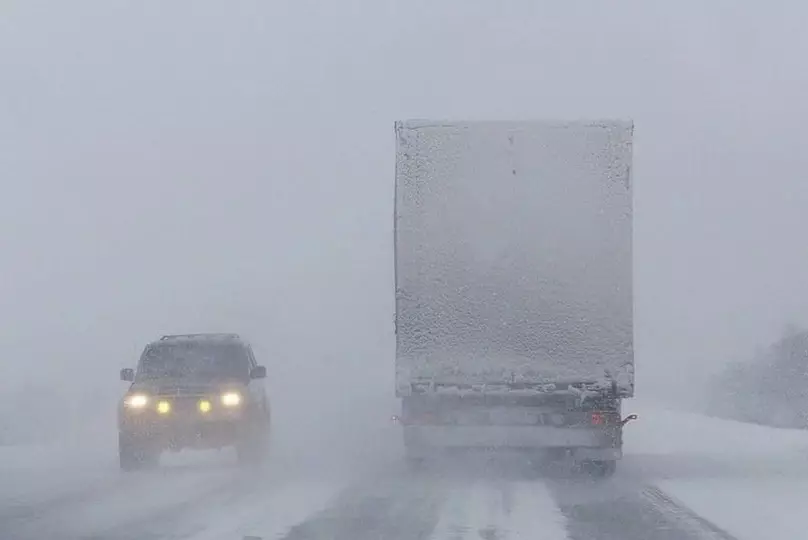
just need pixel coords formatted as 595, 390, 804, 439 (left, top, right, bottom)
590, 411, 619, 425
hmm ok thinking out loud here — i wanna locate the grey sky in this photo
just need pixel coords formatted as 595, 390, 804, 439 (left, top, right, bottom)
2, 1, 808, 409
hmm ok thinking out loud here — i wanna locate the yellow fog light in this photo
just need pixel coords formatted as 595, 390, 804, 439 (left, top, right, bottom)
199, 399, 212, 413
124, 394, 148, 408
156, 400, 171, 414
221, 392, 241, 407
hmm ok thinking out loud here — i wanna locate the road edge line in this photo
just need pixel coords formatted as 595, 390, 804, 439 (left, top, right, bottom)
642, 485, 739, 540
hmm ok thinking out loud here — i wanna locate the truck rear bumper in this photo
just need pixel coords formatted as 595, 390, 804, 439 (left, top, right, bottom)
403, 426, 621, 460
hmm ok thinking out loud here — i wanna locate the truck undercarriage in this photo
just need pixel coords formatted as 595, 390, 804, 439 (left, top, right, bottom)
396, 386, 635, 477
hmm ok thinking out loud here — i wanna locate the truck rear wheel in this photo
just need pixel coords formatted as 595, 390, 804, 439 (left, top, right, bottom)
586, 460, 616, 478
403, 442, 428, 472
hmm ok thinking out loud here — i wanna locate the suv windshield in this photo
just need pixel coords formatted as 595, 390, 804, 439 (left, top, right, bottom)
136, 341, 250, 382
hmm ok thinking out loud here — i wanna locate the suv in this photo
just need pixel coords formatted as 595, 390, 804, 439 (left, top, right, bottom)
117, 333, 270, 470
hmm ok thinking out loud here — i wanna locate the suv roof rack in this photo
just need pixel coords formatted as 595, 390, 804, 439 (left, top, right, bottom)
159, 333, 241, 341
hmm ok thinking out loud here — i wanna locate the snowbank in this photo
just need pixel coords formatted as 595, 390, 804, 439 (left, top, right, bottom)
622, 399, 808, 481
627, 399, 808, 540
660, 479, 808, 540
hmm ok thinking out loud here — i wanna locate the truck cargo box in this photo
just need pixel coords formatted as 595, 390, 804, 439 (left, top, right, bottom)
394, 120, 634, 398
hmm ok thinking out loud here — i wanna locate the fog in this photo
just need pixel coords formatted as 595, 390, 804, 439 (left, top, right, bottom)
2, 1, 808, 452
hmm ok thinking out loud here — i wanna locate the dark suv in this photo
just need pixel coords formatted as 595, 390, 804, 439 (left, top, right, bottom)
118, 333, 270, 470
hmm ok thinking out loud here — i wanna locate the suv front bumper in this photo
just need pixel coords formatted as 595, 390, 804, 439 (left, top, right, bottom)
121, 419, 243, 450
119, 399, 249, 450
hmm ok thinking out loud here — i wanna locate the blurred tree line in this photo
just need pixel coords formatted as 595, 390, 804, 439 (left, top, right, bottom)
708, 324, 808, 428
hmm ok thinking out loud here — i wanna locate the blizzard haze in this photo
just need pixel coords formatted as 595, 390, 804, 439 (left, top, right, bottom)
2, 0, 808, 450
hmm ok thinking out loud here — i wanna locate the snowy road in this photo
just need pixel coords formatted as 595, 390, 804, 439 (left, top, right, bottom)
0, 454, 740, 540
6, 401, 808, 540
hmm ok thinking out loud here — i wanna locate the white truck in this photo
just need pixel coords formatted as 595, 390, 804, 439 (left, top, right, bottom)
393, 119, 636, 476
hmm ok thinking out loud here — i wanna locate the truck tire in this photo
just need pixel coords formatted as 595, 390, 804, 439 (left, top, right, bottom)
119, 432, 157, 471
403, 442, 427, 472
588, 460, 617, 478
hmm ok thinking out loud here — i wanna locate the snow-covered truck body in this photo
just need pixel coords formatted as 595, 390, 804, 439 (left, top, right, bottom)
394, 119, 634, 471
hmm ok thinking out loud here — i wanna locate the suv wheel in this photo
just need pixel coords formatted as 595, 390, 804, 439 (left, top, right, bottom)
236, 427, 268, 467
119, 432, 158, 471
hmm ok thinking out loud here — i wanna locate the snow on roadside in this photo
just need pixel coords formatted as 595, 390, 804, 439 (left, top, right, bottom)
626, 398, 808, 540
0, 431, 116, 473
0, 436, 119, 508
657, 479, 808, 540
6, 466, 239, 539
623, 398, 808, 479
625, 398, 808, 458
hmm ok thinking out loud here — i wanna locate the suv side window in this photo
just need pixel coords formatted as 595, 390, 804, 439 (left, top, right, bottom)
247, 345, 257, 370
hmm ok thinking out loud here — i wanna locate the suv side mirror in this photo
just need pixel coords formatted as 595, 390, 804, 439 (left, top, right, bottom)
250, 365, 267, 380
120, 368, 134, 382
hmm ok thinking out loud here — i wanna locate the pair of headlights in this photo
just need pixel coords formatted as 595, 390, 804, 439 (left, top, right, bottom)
124, 392, 242, 413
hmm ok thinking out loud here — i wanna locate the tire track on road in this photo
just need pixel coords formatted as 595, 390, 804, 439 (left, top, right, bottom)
641, 486, 739, 540
548, 478, 741, 540
428, 478, 567, 540
280, 475, 446, 540
0, 466, 255, 540
0, 474, 122, 526
87, 472, 260, 540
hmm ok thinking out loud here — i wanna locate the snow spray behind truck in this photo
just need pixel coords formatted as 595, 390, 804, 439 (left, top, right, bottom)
393, 120, 636, 476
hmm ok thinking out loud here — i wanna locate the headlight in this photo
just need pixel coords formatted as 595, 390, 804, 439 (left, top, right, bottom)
124, 394, 149, 408
221, 392, 242, 407
198, 399, 212, 413
156, 400, 171, 414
